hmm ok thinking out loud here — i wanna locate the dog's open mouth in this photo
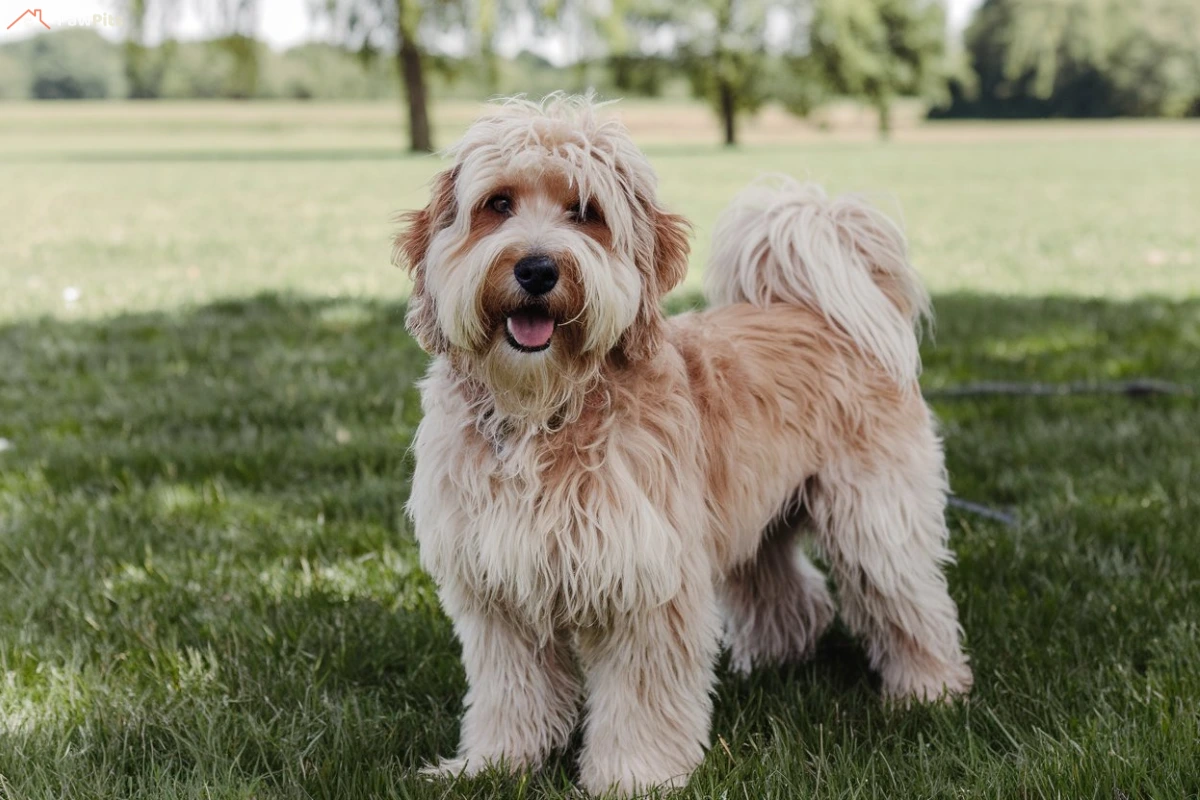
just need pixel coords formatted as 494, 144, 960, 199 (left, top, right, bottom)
505, 306, 556, 352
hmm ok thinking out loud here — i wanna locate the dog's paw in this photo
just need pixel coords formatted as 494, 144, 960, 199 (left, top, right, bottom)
421, 753, 541, 783
579, 769, 689, 798
883, 659, 973, 706
579, 748, 696, 798
419, 757, 476, 780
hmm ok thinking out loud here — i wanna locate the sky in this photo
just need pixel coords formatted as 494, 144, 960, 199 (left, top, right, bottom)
2, 0, 986, 54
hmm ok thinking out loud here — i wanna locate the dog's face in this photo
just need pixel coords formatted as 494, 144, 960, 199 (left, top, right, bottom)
396, 97, 690, 422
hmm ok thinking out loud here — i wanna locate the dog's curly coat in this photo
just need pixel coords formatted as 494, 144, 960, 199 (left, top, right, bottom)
399, 94, 972, 795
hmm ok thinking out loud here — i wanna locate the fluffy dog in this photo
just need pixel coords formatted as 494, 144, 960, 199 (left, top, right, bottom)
399, 94, 972, 796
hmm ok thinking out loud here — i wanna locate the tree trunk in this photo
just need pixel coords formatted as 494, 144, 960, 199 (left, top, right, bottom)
719, 79, 737, 147
876, 95, 892, 140
398, 28, 432, 153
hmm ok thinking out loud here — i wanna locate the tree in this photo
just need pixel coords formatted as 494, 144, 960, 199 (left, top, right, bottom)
948, 0, 1200, 118
618, 0, 812, 146
810, 0, 947, 137
25, 29, 127, 99
318, 0, 479, 152
1105, 0, 1200, 117
119, 0, 182, 98
203, 0, 262, 98
120, 0, 260, 98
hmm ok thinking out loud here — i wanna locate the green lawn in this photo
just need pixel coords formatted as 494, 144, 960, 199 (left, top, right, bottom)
1, 102, 1199, 798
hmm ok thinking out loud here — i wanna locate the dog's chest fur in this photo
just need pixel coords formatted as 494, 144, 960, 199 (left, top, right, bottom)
408, 361, 704, 632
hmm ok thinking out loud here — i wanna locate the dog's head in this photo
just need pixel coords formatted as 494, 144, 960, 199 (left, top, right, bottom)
395, 94, 690, 424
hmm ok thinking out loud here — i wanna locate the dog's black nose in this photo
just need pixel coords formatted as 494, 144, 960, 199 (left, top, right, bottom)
513, 255, 558, 296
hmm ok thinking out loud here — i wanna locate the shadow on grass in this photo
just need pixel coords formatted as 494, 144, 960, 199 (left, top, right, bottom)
0, 291, 1197, 797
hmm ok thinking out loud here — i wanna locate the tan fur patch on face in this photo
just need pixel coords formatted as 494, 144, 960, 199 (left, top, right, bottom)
466, 196, 510, 245
468, 174, 600, 359
499, 172, 615, 249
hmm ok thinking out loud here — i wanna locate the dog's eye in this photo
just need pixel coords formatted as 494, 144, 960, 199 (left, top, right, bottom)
567, 202, 587, 223
488, 195, 513, 215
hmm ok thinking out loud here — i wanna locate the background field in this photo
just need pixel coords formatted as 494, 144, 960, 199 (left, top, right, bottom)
1, 102, 1199, 798
3, 101, 1199, 321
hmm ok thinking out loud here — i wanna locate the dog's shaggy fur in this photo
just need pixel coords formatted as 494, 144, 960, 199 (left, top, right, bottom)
399, 94, 972, 796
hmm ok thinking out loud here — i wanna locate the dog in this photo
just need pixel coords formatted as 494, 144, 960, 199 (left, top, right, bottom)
399, 94, 972, 796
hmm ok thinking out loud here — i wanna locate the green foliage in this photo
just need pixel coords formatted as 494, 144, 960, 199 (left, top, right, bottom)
1103, 0, 1200, 117
212, 34, 261, 99
314, 0, 486, 150
810, 0, 947, 135
609, 53, 673, 96
120, 0, 184, 98
260, 44, 399, 99
157, 40, 251, 98
944, 0, 1200, 118
154, 38, 288, 100
0, 31, 407, 100
203, 0, 262, 98
618, 0, 811, 145
124, 41, 177, 98
3, 29, 128, 99
434, 50, 639, 100
771, 54, 828, 117
0, 29, 689, 104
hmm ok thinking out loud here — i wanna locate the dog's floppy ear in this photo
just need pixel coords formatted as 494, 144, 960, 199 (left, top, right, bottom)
619, 204, 692, 361
651, 207, 692, 296
394, 167, 459, 354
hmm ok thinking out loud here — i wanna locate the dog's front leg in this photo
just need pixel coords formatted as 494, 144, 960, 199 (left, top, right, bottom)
576, 575, 722, 796
424, 603, 580, 779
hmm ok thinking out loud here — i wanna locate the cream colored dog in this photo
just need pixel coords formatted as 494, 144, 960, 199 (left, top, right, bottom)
400, 94, 971, 796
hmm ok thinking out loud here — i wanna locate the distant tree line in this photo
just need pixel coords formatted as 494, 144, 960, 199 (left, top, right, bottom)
1, 0, 1197, 151
0, 29, 675, 102
0, 0, 950, 149
0, 30, 399, 100
938, 0, 1200, 118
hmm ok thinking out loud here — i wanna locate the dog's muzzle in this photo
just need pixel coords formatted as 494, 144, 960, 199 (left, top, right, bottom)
504, 255, 560, 352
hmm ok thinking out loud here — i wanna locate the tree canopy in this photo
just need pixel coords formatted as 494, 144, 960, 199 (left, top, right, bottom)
810, 0, 946, 135
941, 0, 1200, 118
611, 0, 812, 145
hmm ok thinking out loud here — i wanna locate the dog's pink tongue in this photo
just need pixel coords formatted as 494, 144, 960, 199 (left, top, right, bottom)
507, 311, 555, 348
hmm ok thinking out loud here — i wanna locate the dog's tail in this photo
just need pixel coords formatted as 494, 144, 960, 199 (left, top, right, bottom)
705, 176, 930, 384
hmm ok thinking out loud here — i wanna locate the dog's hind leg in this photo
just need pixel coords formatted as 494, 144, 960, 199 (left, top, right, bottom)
808, 423, 972, 703
721, 505, 836, 675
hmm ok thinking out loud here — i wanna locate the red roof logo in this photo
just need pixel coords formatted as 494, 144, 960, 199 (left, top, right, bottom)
7, 9, 51, 30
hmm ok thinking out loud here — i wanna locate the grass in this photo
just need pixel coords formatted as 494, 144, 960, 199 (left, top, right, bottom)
1, 101, 1199, 798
